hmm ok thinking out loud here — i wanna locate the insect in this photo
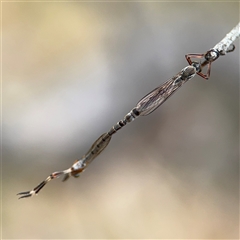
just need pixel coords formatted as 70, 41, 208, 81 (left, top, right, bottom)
17, 21, 238, 198
17, 65, 197, 199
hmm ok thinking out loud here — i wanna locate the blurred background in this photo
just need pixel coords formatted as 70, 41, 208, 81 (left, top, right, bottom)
2, 2, 239, 239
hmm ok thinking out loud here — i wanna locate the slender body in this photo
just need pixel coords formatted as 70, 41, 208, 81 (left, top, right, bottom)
70, 65, 196, 173
17, 66, 196, 199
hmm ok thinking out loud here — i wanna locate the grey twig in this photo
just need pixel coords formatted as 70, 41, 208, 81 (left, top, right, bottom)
213, 22, 240, 55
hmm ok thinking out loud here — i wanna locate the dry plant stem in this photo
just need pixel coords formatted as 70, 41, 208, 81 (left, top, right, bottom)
17, 22, 240, 199
213, 22, 240, 54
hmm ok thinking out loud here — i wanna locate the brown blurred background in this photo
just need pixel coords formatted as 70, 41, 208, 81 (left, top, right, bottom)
2, 2, 239, 239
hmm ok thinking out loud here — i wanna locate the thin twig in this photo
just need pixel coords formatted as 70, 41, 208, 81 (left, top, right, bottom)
213, 22, 240, 55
